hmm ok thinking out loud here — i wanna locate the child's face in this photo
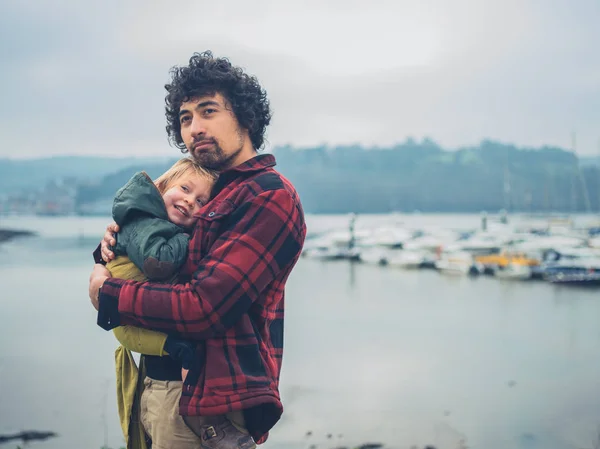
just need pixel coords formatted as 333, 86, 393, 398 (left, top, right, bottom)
162, 174, 213, 229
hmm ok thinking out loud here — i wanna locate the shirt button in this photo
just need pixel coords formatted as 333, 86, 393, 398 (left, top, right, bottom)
208, 212, 215, 217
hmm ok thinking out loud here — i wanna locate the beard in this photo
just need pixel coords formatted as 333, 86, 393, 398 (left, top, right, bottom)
190, 130, 245, 171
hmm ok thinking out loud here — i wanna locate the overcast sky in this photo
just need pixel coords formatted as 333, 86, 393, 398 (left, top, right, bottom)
1, 0, 599, 158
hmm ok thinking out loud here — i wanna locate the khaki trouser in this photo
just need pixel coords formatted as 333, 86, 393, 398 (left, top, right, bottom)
140, 377, 250, 449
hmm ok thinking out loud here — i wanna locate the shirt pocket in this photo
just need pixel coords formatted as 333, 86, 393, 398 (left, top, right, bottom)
197, 199, 237, 223
188, 200, 237, 262
191, 200, 238, 261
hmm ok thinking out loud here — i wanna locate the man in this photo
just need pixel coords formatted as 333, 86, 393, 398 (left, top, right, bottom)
89, 51, 306, 448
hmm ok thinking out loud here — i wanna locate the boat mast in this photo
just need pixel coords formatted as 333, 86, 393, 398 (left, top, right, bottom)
598, 139, 600, 214
573, 131, 592, 213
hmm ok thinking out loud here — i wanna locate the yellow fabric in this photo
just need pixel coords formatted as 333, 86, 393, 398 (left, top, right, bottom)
115, 347, 148, 449
113, 326, 168, 357
107, 255, 148, 283
129, 359, 148, 449
107, 255, 170, 449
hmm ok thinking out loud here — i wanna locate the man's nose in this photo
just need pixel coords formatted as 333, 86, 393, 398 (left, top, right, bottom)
190, 116, 207, 138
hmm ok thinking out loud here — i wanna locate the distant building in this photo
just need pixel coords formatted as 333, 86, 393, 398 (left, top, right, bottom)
35, 177, 77, 216
0, 177, 78, 216
76, 198, 113, 216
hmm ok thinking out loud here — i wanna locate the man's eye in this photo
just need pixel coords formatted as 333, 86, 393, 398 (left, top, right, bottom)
203, 109, 216, 116
180, 116, 191, 124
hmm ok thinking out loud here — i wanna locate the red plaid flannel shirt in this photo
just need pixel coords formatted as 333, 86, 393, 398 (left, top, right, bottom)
96, 154, 306, 443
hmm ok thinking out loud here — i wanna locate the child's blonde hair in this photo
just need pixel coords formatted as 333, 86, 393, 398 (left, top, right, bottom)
154, 158, 218, 195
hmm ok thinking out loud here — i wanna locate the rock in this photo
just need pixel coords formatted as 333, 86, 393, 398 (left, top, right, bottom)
0, 228, 36, 243
0, 430, 58, 444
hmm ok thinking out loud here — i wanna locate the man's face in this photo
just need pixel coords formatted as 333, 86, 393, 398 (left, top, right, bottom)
179, 93, 248, 171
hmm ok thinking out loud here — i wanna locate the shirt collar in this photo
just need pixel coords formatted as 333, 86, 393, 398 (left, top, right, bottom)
221, 153, 276, 175
210, 154, 276, 198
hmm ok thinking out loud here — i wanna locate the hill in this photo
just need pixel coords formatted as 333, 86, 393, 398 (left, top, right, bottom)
0, 156, 171, 194
272, 139, 600, 213
3, 141, 600, 214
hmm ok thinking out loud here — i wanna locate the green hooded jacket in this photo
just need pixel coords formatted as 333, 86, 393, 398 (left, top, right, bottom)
111, 171, 190, 281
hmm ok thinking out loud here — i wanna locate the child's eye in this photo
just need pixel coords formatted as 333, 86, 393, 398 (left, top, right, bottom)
196, 198, 205, 206
181, 185, 189, 192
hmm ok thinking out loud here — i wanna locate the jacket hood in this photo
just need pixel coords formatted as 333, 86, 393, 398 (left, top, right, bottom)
112, 172, 168, 225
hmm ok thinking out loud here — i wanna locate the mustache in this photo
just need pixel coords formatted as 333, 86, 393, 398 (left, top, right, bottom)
192, 137, 216, 145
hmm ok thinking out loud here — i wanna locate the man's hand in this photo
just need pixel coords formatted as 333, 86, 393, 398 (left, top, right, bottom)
89, 264, 110, 311
101, 222, 120, 262
164, 336, 196, 369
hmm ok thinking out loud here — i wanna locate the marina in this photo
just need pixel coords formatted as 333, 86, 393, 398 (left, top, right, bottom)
302, 213, 600, 287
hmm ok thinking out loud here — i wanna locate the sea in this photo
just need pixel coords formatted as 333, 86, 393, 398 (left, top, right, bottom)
0, 214, 599, 449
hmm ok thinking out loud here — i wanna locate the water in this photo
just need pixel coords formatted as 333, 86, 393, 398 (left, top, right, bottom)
0, 215, 599, 449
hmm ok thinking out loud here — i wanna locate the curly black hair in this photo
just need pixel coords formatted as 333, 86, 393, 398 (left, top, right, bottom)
164, 51, 272, 152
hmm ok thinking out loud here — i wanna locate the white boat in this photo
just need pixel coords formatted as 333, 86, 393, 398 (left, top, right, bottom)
403, 233, 458, 252
589, 236, 600, 249
435, 251, 484, 276
358, 247, 392, 265
303, 246, 361, 261
539, 248, 600, 285
510, 235, 587, 253
544, 258, 600, 285
302, 228, 369, 260
493, 263, 532, 280
386, 250, 427, 269
444, 232, 511, 255
358, 226, 413, 249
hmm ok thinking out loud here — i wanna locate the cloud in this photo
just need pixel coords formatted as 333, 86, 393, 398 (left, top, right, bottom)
1, 0, 599, 158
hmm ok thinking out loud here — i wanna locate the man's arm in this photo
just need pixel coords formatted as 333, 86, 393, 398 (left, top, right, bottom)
96, 189, 304, 340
